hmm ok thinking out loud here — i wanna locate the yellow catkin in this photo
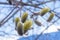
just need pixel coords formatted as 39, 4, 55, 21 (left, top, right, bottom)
39, 7, 50, 16
15, 17, 20, 24
14, 17, 20, 30
24, 20, 32, 33
17, 22, 24, 35
34, 20, 42, 26
47, 12, 54, 22
21, 12, 28, 23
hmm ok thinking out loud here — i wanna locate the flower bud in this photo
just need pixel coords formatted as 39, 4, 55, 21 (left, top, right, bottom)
24, 20, 32, 33
14, 17, 20, 26
21, 12, 28, 23
47, 12, 54, 22
34, 20, 42, 26
14, 17, 20, 30
39, 7, 50, 16
17, 22, 24, 35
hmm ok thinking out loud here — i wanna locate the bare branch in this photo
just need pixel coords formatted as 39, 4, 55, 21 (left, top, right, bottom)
0, 7, 20, 26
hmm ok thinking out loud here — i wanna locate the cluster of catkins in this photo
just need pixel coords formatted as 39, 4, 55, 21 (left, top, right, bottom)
14, 12, 32, 35
14, 7, 55, 35
31, 7, 55, 26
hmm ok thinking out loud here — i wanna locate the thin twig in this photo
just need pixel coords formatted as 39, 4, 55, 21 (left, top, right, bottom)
1, 8, 20, 26
0, 7, 17, 27
0, 0, 56, 7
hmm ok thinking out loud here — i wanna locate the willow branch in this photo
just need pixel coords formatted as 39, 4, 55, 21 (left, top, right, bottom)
0, 8, 20, 26
0, 0, 56, 7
